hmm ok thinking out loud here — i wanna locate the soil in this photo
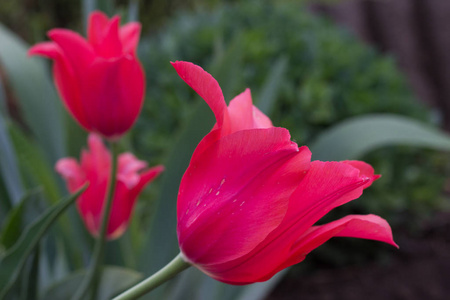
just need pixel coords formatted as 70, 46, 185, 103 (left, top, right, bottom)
266, 212, 450, 300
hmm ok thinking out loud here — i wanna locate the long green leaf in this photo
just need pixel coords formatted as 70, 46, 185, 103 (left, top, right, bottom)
41, 266, 142, 300
0, 23, 65, 165
310, 114, 450, 161
0, 189, 41, 252
256, 56, 288, 115
9, 126, 62, 204
20, 247, 40, 300
0, 107, 24, 206
0, 185, 87, 299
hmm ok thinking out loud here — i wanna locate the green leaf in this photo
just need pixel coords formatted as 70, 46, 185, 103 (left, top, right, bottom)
20, 247, 40, 300
0, 23, 66, 165
0, 108, 24, 207
9, 126, 62, 204
41, 266, 143, 300
256, 56, 288, 115
0, 185, 87, 299
310, 114, 450, 161
0, 189, 41, 252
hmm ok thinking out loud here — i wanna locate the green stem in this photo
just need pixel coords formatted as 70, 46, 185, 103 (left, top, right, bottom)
72, 141, 120, 300
113, 253, 190, 300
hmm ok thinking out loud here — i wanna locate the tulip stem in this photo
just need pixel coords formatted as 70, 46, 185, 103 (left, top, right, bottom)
112, 253, 190, 300
72, 141, 120, 300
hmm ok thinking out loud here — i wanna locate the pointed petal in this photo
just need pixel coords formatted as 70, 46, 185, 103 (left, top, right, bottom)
241, 215, 396, 284
94, 16, 123, 58
226, 88, 254, 131
252, 105, 273, 128
171, 61, 229, 128
227, 89, 273, 132
29, 42, 92, 130
343, 160, 381, 188
178, 128, 310, 265
286, 214, 398, 266
52, 60, 91, 131
28, 41, 60, 59
87, 10, 110, 46
134, 165, 165, 192
120, 22, 141, 54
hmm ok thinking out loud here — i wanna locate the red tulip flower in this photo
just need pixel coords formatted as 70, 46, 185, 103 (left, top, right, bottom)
29, 11, 145, 139
56, 134, 163, 240
172, 61, 397, 285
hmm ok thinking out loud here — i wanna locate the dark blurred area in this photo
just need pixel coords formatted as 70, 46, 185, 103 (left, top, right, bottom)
311, 0, 450, 131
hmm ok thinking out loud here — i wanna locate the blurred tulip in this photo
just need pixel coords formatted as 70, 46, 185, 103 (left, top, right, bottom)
29, 11, 145, 139
56, 133, 163, 240
173, 61, 397, 284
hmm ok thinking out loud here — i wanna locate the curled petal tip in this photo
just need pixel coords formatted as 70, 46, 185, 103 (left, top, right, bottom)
28, 42, 59, 59
47, 28, 69, 40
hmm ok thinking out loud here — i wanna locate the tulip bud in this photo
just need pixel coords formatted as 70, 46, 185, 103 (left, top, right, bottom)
29, 11, 145, 139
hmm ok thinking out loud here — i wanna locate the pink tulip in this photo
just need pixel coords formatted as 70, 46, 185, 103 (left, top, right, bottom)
29, 11, 145, 139
173, 61, 397, 284
56, 133, 163, 240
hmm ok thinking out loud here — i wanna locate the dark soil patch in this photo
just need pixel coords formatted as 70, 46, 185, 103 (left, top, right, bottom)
267, 213, 450, 300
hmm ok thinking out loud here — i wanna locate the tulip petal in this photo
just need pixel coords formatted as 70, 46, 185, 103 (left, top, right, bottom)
134, 165, 165, 192
171, 61, 228, 128
248, 215, 397, 283
226, 88, 273, 132
282, 161, 375, 233
55, 158, 86, 192
203, 161, 377, 283
28, 41, 60, 60
285, 214, 397, 268
77, 177, 108, 237
178, 127, 310, 265
117, 153, 148, 189
87, 10, 110, 47
94, 16, 123, 58
107, 165, 164, 239
48, 29, 95, 77
29, 42, 91, 131
252, 105, 273, 128
120, 22, 141, 54
81, 134, 111, 181
226, 89, 254, 131
300, 214, 398, 250
81, 56, 145, 138
343, 160, 381, 188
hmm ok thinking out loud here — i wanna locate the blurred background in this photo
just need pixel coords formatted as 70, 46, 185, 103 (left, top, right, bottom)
1, 0, 450, 299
